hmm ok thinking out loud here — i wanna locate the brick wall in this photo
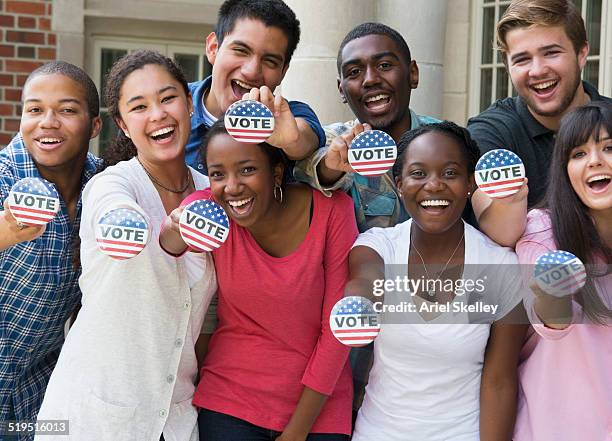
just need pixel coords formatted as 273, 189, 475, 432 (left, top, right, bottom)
0, 0, 56, 147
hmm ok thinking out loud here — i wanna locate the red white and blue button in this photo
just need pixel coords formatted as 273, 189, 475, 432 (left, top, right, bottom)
475, 149, 526, 198
534, 250, 587, 297
348, 130, 397, 177
224, 99, 275, 143
95, 208, 149, 260
330, 296, 381, 347
179, 199, 230, 252
8, 177, 60, 226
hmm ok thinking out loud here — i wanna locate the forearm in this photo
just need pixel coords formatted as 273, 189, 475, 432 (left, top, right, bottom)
159, 217, 188, 255
534, 295, 573, 329
280, 386, 327, 440
317, 158, 345, 187
474, 189, 527, 247
479, 378, 517, 441
280, 119, 319, 161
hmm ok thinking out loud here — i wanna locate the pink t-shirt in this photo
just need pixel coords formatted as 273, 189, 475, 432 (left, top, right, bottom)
192, 189, 357, 435
514, 209, 612, 441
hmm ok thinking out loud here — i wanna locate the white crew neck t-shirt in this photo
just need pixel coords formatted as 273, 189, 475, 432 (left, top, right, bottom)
352, 219, 522, 441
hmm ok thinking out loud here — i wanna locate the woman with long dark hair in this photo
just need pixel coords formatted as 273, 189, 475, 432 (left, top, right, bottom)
35, 50, 216, 441
513, 102, 611, 441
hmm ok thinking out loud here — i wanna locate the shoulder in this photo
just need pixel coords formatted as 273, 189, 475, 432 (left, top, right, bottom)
188, 79, 206, 95
466, 222, 518, 264
467, 97, 524, 130
414, 112, 440, 125
359, 220, 410, 245
84, 159, 138, 194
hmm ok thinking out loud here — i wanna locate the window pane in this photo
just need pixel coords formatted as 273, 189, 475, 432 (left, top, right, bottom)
100, 49, 127, 107
496, 4, 509, 63
583, 59, 599, 88
496, 67, 509, 100
482, 7, 495, 64
99, 111, 119, 157
586, 0, 602, 54
174, 53, 200, 83
202, 57, 212, 79
480, 68, 493, 112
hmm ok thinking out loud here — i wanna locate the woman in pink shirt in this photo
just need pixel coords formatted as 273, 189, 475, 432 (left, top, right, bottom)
513, 102, 612, 441
161, 121, 356, 441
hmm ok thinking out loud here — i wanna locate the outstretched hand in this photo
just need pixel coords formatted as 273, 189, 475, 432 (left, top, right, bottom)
324, 122, 372, 174
0, 199, 46, 251
243, 86, 299, 149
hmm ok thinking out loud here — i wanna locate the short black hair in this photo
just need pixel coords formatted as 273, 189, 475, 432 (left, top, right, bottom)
392, 121, 481, 180
337, 22, 412, 74
24, 61, 100, 118
215, 0, 300, 65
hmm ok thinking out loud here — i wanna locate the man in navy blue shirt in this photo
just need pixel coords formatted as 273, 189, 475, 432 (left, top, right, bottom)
187, 0, 325, 172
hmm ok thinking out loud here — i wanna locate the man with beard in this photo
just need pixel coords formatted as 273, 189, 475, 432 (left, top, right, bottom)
468, 0, 611, 208
295, 22, 438, 233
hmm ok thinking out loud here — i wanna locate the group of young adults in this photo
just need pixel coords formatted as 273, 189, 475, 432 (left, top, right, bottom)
0, 0, 609, 440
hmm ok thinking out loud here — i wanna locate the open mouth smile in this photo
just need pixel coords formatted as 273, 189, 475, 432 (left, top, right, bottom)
231, 79, 258, 99
226, 197, 254, 216
586, 174, 611, 193
149, 126, 176, 143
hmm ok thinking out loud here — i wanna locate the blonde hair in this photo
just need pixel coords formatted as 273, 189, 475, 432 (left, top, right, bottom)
497, 0, 587, 59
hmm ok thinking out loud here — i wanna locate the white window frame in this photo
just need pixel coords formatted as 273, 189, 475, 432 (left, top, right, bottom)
469, 0, 611, 116
90, 37, 207, 155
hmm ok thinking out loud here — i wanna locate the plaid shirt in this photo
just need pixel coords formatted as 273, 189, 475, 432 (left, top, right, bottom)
0, 135, 100, 435
295, 110, 439, 413
295, 109, 439, 232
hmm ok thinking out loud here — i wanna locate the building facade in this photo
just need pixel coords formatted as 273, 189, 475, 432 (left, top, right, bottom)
0, 0, 610, 153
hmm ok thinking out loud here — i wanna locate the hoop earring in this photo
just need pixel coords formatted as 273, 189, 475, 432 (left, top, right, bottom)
273, 184, 283, 204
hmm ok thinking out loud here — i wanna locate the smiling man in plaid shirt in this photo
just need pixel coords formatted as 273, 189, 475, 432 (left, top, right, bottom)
0, 62, 101, 437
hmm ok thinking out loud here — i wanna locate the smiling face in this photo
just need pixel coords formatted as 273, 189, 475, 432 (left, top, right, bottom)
20, 73, 100, 171
339, 34, 417, 140
116, 63, 192, 165
206, 132, 283, 228
567, 129, 612, 213
395, 131, 473, 234
506, 24, 588, 120
204, 18, 289, 118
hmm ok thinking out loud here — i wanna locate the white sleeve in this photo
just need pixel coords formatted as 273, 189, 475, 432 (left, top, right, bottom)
353, 227, 395, 264
81, 169, 150, 236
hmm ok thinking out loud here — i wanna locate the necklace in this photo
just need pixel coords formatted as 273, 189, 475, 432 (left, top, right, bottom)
411, 230, 465, 297
137, 156, 191, 194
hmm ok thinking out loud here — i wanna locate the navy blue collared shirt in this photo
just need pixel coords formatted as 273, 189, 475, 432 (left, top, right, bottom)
187, 76, 326, 171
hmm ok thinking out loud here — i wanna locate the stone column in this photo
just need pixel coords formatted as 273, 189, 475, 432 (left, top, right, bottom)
281, 0, 376, 125
377, 0, 449, 119
53, 0, 85, 68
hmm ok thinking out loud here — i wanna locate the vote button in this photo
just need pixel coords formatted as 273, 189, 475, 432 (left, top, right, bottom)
224, 99, 275, 144
8, 177, 61, 226
179, 199, 230, 252
475, 149, 526, 198
534, 250, 587, 297
348, 130, 397, 177
95, 208, 150, 260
